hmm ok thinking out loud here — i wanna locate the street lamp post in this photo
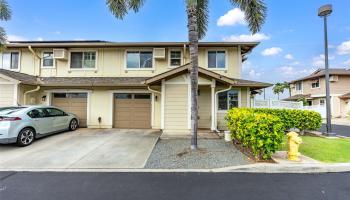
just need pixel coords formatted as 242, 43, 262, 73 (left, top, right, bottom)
318, 4, 334, 136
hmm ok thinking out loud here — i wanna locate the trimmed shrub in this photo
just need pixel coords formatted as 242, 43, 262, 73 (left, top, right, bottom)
225, 108, 285, 160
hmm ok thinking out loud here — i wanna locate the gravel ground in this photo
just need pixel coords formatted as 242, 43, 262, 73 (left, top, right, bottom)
145, 139, 252, 169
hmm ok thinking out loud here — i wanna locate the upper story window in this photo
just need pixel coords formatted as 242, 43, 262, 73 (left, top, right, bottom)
295, 82, 302, 91
311, 79, 320, 88
169, 50, 182, 67
208, 50, 226, 69
42, 51, 54, 68
1, 52, 19, 71
70, 51, 96, 69
126, 51, 153, 69
218, 89, 239, 110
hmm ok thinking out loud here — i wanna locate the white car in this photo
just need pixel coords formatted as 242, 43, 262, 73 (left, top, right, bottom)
0, 105, 79, 146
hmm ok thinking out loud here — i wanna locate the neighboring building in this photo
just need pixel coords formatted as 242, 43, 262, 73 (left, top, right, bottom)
287, 68, 350, 118
0, 40, 270, 135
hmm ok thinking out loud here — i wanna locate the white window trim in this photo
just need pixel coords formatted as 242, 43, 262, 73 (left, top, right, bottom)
205, 49, 228, 71
311, 78, 320, 89
0, 50, 21, 72
168, 49, 183, 68
217, 88, 241, 113
68, 49, 98, 71
41, 50, 55, 69
295, 81, 303, 91
124, 49, 155, 71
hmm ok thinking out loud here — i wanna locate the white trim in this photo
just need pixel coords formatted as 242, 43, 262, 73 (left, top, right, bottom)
205, 49, 228, 71
110, 91, 114, 128
238, 45, 242, 77
246, 87, 250, 108
13, 83, 18, 106
311, 78, 320, 89
216, 88, 241, 112
68, 50, 98, 71
41, 50, 55, 69
45, 89, 92, 93
109, 89, 150, 93
161, 79, 165, 129
168, 48, 183, 68
46, 92, 51, 106
187, 75, 191, 130
210, 79, 216, 131
0, 50, 21, 72
151, 93, 155, 127
87, 92, 91, 126
124, 49, 155, 71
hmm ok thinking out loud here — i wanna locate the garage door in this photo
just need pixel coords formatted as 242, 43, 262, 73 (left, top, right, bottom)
114, 93, 151, 129
0, 84, 15, 107
52, 93, 88, 127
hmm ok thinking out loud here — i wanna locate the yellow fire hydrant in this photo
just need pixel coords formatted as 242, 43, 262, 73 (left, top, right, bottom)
287, 132, 302, 161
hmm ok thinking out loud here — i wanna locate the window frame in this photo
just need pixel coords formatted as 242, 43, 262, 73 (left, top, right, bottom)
217, 89, 241, 112
168, 49, 183, 68
0, 50, 21, 72
68, 50, 98, 71
206, 49, 227, 70
295, 82, 302, 91
124, 49, 154, 70
311, 79, 320, 89
41, 51, 55, 68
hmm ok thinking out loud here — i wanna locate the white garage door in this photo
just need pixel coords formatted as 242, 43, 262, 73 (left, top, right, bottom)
0, 84, 15, 107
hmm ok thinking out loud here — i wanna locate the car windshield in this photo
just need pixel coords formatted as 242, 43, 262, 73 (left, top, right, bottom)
0, 107, 26, 115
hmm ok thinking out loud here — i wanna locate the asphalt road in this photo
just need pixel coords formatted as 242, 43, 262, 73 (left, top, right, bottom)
0, 172, 349, 200
319, 124, 350, 137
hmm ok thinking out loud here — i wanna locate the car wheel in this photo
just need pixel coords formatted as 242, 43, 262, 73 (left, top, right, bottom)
17, 128, 35, 147
69, 119, 78, 131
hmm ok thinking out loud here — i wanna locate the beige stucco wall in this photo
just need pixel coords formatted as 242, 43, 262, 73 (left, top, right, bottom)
6, 46, 240, 79
88, 90, 113, 128
340, 99, 350, 117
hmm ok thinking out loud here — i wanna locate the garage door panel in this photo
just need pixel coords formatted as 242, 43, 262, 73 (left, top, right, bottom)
113, 94, 151, 129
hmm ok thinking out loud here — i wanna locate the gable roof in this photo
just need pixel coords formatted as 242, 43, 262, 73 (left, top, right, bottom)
144, 64, 272, 89
0, 69, 38, 85
290, 68, 350, 83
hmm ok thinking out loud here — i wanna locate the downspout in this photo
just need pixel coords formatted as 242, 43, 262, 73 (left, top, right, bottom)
24, 86, 40, 105
28, 46, 41, 76
213, 85, 232, 132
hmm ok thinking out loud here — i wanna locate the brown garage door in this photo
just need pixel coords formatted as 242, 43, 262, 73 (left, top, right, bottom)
114, 93, 151, 129
52, 93, 88, 127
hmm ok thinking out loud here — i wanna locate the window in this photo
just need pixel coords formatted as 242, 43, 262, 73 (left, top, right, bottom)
126, 51, 153, 69
27, 108, 48, 118
46, 108, 65, 117
218, 89, 239, 110
115, 94, 132, 99
311, 79, 320, 88
296, 82, 302, 91
42, 52, 54, 67
169, 50, 182, 67
320, 99, 325, 106
208, 51, 226, 69
134, 94, 150, 99
70, 52, 96, 69
1, 52, 19, 70
53, 93, 67, 98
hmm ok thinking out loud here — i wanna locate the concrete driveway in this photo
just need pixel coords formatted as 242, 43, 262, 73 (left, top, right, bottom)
0, 129, 160, 170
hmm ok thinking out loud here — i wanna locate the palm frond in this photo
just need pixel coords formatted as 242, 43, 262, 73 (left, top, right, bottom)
230, 0, 267, 33
197, 0, 209, 40
0, 26, 7, 50
0, 0, 11, 21
106, 0, 144, 19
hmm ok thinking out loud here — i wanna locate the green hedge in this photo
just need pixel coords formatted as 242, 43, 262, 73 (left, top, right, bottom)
251, 108, 322, 132
225, 108, 285, 159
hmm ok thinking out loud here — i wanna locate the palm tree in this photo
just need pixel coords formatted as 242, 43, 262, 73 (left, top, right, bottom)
106, 0, 267, 150
273, 82, 285, 100
0, 0, 11, 49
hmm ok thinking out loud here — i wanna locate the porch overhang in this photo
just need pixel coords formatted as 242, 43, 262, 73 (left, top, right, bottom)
143, 63, 272, 90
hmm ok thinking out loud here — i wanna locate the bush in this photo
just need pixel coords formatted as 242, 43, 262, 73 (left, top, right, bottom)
225, 108, 285, 160
252, 108, 322, 132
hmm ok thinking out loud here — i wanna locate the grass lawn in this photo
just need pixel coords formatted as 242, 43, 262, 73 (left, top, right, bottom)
281, 136, 350, 163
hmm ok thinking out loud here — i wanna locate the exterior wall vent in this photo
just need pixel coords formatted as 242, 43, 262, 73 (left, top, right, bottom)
53, 49, 68, 60
330, 75, 338, 82
153, 48, 166, 59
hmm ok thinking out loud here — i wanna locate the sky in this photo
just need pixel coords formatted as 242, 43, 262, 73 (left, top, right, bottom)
3, 0, 350, 99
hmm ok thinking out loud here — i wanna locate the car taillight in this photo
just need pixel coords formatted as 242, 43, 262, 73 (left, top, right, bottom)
0, 117, 22, 121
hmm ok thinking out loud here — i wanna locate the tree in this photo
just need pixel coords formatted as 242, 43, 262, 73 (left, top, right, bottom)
273, 82, 285, 100
0, 0, 11, 49
282, 81, 291, 97
106, 0, 267, 149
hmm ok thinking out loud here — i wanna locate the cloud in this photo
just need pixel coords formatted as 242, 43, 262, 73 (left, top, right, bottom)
7, 34, 28, 41
261, 47, 283, 56
337, 41, 350, 55
312, 54, 335, 67
53, 31, 61, 35
248, 69, 262, 79
222, 33, 270, 42
36, 37, 44, 41
217, 8, 246, 27
284, 54, 294, 60
343, 59, 350, 66
278, 66, 314, 78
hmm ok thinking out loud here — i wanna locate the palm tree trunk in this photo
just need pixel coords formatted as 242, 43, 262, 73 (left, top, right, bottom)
187, 3, 198, 150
